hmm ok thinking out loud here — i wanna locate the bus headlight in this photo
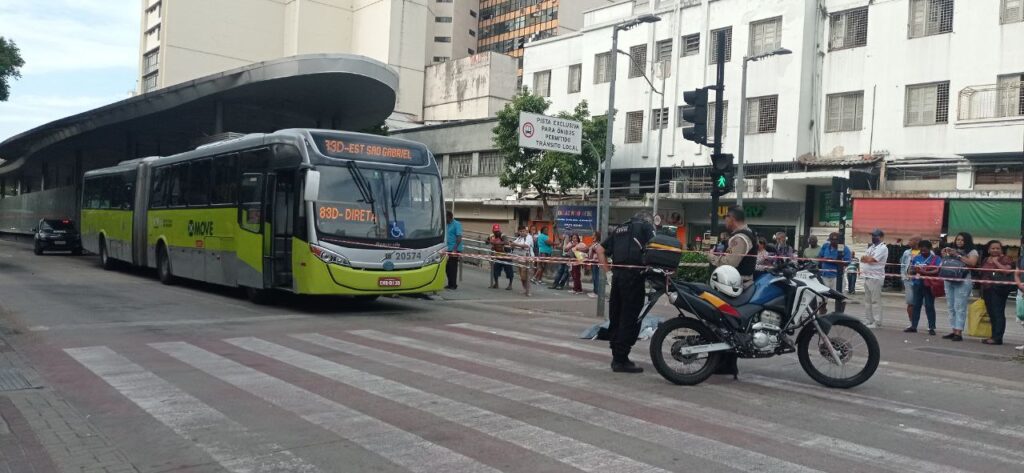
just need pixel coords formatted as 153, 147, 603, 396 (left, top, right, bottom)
424, 250, 444, 265
309, 244, 350, 266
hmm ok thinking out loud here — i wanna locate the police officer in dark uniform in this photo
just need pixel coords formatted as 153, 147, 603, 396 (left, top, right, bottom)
595, 210, 656, 373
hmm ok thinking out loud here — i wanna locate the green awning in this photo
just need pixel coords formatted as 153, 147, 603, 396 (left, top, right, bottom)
947, 200, 1022, 242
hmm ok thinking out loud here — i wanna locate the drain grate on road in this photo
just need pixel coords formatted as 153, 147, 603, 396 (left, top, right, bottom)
0, 369, 36, 392
914, 346, 1012, 362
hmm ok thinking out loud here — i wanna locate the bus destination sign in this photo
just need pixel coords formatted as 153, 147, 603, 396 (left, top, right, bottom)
312, 133, 425, 164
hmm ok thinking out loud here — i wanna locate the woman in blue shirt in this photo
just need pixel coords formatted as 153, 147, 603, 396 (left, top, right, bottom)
905, 240, 941, 335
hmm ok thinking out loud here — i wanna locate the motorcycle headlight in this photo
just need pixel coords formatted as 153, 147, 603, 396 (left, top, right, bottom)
309, 244, 350, 266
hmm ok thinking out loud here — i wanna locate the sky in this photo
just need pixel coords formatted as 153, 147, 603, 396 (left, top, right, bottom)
0, 0, 140, 142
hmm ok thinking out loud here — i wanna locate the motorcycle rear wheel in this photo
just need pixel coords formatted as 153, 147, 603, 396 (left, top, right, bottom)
797, 318, 880, 389
649, 317, 722, 386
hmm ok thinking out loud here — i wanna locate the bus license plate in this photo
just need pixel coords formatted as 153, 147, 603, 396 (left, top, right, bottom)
378, 277, 402, 287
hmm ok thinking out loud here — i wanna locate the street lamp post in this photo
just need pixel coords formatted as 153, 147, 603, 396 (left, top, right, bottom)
736, 48, 792, 207
597, 13, 660, 319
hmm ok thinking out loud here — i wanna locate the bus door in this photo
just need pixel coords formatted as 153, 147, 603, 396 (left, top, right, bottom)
269, 170, 295, 289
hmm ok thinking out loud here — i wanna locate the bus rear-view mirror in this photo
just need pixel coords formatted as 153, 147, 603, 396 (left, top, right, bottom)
304, 170, 321, 202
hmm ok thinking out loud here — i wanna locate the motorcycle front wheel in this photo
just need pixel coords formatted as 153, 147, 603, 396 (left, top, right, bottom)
649, 317, 722, 386
797, 318, 880, 389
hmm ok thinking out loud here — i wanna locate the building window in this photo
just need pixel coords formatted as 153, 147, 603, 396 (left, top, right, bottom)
448, 154, 472, 177
654, 39, 673, 66
533, 70, 551, 97
433, 56, 450, 63
829, 7, 868, 50
680, 33, 700, 57
468, 48, 474, 54
651, 108, 669, 130
909, 0, 954, 38
469, 10, 477, 18
745, 95, 778, 134
709, 27, 732, 64
143, 73, 159, 92
996, 73, 1024, 117
749, 17, 782, 56
905, 81, 950, 126
478, 151, 505, 176
975, 165, 1023, 185
436, 16, 452, 23
469, 30, 476, 37
567, 64, 582, 93
434, 36, 452, 43
625, 111, 644, 143
594, 52, 613, 84
826, 92, 865, 132
1003, 0, 1024, 23
628, 44, 647, 78
143, 49, 159, 75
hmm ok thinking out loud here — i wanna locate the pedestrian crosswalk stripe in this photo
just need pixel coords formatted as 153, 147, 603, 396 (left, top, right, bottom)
226, 336, 669, 473
442, 323, 1024, 465
64, 346, 321, 473
148, 341, 498, 473
366, 328, 972, 473
294, 333, 824, 473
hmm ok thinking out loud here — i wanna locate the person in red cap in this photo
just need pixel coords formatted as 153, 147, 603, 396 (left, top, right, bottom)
487, 224, 513, 289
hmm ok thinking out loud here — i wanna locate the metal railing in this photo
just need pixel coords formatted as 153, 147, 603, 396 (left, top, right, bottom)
958, 83, 1024, 121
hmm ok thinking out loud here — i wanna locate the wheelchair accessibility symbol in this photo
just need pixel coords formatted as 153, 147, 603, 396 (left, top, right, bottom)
388, 221, 406, 239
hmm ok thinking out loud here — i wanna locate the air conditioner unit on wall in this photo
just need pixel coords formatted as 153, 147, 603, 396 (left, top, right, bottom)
670, 180, 688, 194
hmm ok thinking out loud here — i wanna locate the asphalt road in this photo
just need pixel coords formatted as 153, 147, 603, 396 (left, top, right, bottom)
1, 239, 1022, 473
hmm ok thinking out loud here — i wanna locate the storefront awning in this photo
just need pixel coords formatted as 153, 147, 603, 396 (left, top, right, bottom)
948, 200, 1022, 243
852, 199, 944, 240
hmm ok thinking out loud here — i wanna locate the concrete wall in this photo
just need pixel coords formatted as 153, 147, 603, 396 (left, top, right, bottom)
0, 187, 78, 234
423, 53, 517, 121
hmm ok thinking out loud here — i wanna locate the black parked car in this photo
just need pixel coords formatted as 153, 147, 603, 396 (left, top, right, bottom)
33, 219, 83, 255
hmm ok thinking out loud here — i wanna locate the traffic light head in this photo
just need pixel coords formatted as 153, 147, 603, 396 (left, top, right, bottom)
681, 88, 709, 145
710, 153, 734, 197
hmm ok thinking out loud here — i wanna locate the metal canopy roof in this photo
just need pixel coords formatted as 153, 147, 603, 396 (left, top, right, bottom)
0, 54, 398, 176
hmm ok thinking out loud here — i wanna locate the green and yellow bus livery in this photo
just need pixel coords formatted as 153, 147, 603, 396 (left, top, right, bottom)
81, 129, 447, 302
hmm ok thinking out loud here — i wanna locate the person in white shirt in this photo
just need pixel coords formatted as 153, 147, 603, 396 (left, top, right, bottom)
860, 229, 890, 328
510, 225, 535, 297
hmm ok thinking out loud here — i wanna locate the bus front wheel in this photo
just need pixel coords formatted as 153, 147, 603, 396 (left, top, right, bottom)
157, 246, 175, 285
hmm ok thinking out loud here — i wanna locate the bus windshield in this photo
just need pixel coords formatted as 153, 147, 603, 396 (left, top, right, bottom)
314, 166, 443, 243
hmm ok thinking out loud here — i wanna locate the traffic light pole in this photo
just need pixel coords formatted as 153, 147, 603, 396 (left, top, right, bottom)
709, 30, 727, 234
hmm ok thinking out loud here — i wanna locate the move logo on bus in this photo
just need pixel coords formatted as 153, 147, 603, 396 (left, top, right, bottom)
188, 220, 215, 237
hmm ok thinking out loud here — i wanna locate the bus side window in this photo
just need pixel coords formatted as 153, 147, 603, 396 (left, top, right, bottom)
187, 159, 211, 207
150, 167, 167, 208
238, 173, 263, 233
167, 164, 188, 207
211, 154, 238, 205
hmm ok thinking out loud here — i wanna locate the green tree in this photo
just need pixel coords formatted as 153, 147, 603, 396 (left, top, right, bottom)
492, 89, 608, 221
0, 37, 25, 102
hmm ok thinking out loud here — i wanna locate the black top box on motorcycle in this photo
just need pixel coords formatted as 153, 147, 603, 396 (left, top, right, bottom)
644, 234, 683, 269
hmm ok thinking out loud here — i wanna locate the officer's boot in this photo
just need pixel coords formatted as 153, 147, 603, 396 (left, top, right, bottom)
610, 353, 643, 373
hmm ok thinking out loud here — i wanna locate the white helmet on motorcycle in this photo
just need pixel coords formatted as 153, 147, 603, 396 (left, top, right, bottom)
710, 266, 743, 297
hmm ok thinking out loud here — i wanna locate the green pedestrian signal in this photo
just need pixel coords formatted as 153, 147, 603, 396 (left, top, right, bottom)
710, 153, 734, 197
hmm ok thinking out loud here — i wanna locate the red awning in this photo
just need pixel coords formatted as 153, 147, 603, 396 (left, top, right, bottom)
853, 199, 944, 240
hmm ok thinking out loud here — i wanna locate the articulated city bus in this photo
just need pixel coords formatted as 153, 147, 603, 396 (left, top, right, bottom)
81, 129, 447, 302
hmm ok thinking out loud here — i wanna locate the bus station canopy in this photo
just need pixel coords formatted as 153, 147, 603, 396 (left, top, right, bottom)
0, 54, 398, 176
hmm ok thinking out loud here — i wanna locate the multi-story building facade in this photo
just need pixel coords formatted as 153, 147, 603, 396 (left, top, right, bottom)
138, 0, 477, 119
428, 0, 481, 64
477, 0, 621, 79
519, 0, 1023, 246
